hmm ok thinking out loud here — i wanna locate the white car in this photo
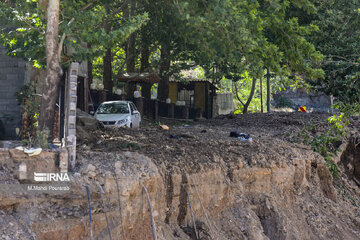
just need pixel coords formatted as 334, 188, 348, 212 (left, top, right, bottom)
94, 101, 141, 128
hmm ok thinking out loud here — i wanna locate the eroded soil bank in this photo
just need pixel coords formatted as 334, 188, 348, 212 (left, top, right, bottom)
0, 113, 359, 239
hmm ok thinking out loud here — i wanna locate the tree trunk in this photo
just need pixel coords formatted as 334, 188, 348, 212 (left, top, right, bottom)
242, 78, 257, 114
124, 0, 136, 74
140, 46, 150, 73
88, 50, 93, 85
126, 37, 136, 73
103, 48, 113, 97
158, 44, 170, 101
233, 81, 245, 106
140, 45, 151, 99
102, 4, 113, 99
39, 0, 62, 139
266, 68, 271, 112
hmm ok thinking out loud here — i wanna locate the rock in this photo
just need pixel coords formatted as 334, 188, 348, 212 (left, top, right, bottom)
76, 109, 104, 144
115, 161, 123, 173
82, 164, 97, 178
87, 171, 96, 178
76, 109, 103, 129
317, 164, 337, 202
86, 164, 96, 172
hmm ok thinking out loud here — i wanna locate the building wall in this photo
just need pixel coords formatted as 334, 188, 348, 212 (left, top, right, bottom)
0, 46, 25, 139
168, 82, 177, 103
194, 82, 205, 111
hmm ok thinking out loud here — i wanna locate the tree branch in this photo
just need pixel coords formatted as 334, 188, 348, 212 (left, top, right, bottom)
233, 81, 245, 106
57, 1, 95, 60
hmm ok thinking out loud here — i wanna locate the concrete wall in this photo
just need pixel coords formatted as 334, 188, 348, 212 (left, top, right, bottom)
0, 46, 25, 139
213, 92, 234, 117
274, 88, 333, 112
0, 147, 68, 182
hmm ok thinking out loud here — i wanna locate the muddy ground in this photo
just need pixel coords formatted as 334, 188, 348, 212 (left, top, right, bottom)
1, 112, 360, 239
77, 112, 345, 172
73, 112, 360, 239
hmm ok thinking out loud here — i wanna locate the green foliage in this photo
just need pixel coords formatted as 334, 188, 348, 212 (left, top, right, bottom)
298, 112, 350, 177
307, 0, 360, 104
0, 0, 148, 67
184, 0, 324, 81
3, 0, 352, 114
0, 0, 46, 66
333, 102, 360, 117
15, 82, 40, 121
229, 72, 269, 113
173, 0, 324, 112
21, 128, 49, 149
35, 128, 49, 149
15, 83, 36, 104
15, 82, 42, 144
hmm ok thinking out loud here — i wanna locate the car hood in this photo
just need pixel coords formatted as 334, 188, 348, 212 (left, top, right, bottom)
95, 114, 129, 122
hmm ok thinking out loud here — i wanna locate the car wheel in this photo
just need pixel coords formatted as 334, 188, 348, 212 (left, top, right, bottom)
130, 123, 133, 128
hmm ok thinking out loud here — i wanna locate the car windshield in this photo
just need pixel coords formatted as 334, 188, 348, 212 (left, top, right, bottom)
97, 103, 129, 114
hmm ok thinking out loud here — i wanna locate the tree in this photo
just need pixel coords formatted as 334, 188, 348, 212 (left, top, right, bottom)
0, 0, 62, 136
308, 0, 360, 104
0, 0, 147, 138
137, 0, 198, 101
38, 0, 61, 134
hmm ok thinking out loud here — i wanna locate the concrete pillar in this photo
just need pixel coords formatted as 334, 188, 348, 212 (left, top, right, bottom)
59, 149, 68, 173
19, 162, 27, 180
65, 63, 79, 171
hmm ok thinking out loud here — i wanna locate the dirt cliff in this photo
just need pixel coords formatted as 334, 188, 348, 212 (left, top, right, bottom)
0, 113, 359, 240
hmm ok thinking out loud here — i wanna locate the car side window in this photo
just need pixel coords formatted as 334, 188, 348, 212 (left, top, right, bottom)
131, 103, 137, 112
129, 103, 135, 113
